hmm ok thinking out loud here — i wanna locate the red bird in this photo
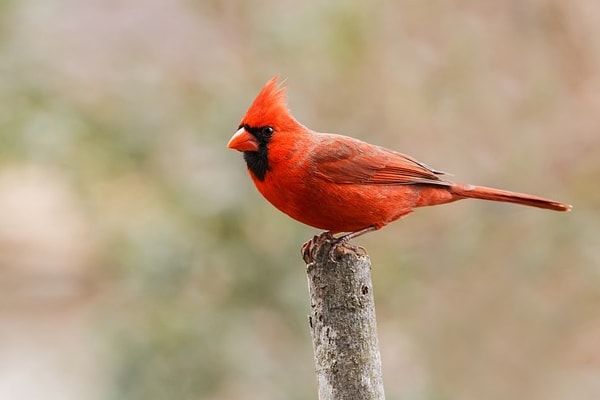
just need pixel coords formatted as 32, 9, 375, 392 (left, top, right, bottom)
228, 77, 571, 250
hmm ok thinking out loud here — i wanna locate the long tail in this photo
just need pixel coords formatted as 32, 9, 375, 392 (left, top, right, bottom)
450, 183, 572, 212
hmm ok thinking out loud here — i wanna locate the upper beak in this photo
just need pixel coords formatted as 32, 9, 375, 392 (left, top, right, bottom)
227, 127, 259, 152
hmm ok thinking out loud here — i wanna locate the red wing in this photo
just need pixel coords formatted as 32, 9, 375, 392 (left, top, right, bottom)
311, 135, 451, 187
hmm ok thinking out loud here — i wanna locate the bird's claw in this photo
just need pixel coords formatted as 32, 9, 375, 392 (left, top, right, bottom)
302, 231, 368, 264
301, 235, 318, 264
302, 232, 335, 264
327, 237, 346, 262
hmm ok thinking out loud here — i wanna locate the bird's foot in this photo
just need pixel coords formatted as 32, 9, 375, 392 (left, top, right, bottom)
302, 232, 335, 264
301, 231, 367, 264
326, 235, 367, 262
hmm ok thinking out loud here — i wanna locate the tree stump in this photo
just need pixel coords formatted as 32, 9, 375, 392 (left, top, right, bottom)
303, 232, 385, 400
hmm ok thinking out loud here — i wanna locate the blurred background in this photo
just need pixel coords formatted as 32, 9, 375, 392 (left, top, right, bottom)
0, 0, 598, 399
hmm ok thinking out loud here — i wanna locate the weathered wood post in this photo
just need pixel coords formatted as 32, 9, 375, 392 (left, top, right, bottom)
302, 232, 385, 400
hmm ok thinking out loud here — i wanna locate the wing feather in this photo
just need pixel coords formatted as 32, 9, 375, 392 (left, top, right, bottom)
311, 134, 451, 187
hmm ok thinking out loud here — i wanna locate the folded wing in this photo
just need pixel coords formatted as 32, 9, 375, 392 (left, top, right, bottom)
311, 134, 451, 187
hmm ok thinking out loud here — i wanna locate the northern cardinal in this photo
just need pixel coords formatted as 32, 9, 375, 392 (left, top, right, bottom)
228, 77, 571, 251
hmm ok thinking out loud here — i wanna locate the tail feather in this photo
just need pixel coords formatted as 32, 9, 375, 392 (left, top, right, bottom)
451, 183, 572, 212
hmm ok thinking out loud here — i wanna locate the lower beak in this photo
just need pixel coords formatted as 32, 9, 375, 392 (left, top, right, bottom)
227, 127, 259, 152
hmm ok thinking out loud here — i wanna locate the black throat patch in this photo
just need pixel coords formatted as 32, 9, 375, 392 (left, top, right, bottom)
241, 124, 273, 182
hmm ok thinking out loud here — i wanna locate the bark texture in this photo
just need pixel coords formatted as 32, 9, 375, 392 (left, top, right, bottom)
303, 233, 385, 400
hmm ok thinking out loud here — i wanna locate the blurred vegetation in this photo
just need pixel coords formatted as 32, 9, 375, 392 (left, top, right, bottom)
0, 0, 598, 399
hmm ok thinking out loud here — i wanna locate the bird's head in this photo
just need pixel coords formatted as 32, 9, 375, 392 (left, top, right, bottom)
227, 76, 302, 181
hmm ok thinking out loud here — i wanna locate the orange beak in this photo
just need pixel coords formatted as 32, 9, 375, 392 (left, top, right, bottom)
227, 127, 259, 152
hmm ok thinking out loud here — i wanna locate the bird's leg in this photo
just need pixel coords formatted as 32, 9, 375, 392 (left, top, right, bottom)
327, 226, 377, 261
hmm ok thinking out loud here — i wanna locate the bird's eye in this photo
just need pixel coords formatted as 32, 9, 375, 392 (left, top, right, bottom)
261, 126, 274, 137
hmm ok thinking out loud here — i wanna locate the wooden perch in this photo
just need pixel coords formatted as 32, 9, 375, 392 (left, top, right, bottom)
303, 232, 385, 400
